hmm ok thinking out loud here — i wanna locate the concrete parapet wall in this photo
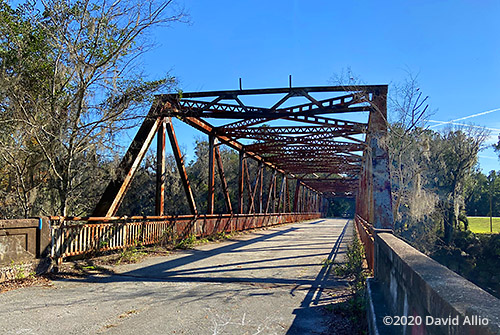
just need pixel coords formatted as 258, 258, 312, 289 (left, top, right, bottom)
374, 232, 500, 335
0, 218, 51, 267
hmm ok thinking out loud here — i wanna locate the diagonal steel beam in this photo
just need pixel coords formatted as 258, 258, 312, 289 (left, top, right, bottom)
93, 109, 162, 217
243, 159, 255, 214
214, 143, 233, 213
265, 170, 277, 214
165, 117, 197, 215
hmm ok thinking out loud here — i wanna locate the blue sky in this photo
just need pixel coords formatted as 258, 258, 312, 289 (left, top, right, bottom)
136, 0, 500, 172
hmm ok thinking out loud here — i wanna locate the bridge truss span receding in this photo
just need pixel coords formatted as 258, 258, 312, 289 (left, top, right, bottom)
92, 85, 394, 237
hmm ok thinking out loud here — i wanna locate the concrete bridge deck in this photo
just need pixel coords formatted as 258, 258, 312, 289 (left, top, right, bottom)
0, 218, 352, 335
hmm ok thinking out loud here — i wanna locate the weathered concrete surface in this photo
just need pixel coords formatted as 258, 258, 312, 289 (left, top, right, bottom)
0, 218, 51, 283
374, 232, 500, 335
0, 218, 51, 265
0, 218, 352, 335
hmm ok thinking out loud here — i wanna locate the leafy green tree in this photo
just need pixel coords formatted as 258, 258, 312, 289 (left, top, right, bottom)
466, 170, 500, 218
0, 0, 187, 217
494, 136, 500, 158
327, 198, 354, 217
427, 128, 488, 243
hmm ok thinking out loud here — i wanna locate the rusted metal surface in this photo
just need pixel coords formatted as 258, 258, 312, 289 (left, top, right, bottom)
258, 162, 264, 213
293, 180, 300, 212
92, 111, 162, 217
248, 166, 262, 214
265, 170, 277, 214
243, 159, 255, 214
214, 144, 232, 213
165, 117, 198, 215
167, 85, 387, 98
354, 214, 375, 270
90, 84, 394, 273
368, 88, 394, 229
238, 151, 245, 214
155, 118, 167, 216
50, 213, 321, 261
154, 86, 375, 204
207, 135, 215, 214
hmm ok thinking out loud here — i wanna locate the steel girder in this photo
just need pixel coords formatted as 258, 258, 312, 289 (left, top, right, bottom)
93, 85, 393, 223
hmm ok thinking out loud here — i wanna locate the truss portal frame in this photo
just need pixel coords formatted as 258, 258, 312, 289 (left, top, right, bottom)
92, 85, 393, 230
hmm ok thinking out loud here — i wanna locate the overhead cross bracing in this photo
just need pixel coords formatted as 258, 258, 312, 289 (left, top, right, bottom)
158, 86, 382, 197
92, 85, 390, 218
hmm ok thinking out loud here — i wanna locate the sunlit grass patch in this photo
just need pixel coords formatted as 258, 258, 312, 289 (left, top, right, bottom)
468, 217, 500, 234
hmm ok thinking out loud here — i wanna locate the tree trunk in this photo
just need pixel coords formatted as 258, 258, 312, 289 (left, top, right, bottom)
444, 201, 454, 244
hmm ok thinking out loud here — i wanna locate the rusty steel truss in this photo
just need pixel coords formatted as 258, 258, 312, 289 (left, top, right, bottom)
92, 85, 394, 233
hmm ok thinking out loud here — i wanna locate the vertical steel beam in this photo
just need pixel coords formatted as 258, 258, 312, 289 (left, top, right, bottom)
277, 175, 286, 213
93, 115, 162, 217
309, 191, 313, 212
305, 189, 307, 212
319, 196, 324, 216
305, 189, 309, 212
244, 159, 256, 213
155, 118, 166, 216
299, 187, 304, 213
214, 144, 232, 213
271, 175, 278, 213
356, 153, 367, 221
165, 117, 198, 215
207, 135, 215, 214
259, 162, 264, 213
285, 176, 290, 213
301, 187, 306, 212
368, 87, 394, 229
238, 151, 245, 214
293, 180, 300, 212
367, 152, 374, 223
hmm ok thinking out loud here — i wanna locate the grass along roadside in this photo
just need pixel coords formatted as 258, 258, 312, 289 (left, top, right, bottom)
2, 222, 297, 293
1, 229, 241, 293
324, 228, 370, 335
467, 216, 500, 234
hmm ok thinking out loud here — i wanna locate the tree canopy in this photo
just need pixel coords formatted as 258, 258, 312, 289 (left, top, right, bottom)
0, 0, 186, 217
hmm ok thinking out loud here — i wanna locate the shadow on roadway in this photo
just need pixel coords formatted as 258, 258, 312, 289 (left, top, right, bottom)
55, 219, 351, 332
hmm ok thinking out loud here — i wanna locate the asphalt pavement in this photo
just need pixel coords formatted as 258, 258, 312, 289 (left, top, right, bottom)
0, 218, 352, 335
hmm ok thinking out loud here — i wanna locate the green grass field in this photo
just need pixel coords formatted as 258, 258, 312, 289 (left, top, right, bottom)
467, 217, 500, 234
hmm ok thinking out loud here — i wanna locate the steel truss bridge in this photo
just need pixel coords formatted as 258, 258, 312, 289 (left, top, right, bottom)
5, 85, 499, 335
49, 85, 393, 267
